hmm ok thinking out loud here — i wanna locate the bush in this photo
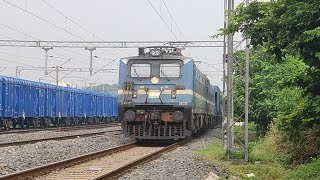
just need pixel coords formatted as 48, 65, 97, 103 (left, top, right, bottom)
284, 158, 320, 180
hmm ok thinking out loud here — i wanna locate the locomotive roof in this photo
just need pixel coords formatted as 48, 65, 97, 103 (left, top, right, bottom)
123, 54, 192, 61
121, 46, 192, 62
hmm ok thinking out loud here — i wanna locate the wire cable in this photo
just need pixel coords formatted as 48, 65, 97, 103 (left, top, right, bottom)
147, 0, 180, 41
2, 0, 119, 59
161, 0, 184, 39
41, 0, 131, 57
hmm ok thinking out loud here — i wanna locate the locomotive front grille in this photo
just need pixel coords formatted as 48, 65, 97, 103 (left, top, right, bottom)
126, 124, 184, 139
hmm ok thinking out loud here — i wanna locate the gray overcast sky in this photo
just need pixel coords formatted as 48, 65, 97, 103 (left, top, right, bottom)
0, 0, 244, 88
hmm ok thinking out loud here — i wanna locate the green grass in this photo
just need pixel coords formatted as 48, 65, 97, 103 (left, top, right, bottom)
196, 137, 286, 179
196, 126, 320, 179
284, 159, 320, 180
196, 140, 225, 162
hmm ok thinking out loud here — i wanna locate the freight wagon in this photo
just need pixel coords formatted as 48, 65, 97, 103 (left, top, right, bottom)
0, 76, 118, 130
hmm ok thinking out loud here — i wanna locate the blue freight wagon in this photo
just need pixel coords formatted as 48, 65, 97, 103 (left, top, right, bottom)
0, 75, 118, 130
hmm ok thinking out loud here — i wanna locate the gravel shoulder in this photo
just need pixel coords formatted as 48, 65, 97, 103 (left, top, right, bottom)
0, 125, 121, 143
0, 132, 133, 176
118, 129, 221, 180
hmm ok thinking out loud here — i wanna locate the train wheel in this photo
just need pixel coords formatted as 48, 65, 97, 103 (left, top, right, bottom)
44, 119, 49, 128
41, 119, 49, 128
88, 118, 94, 125
20, 119, 25, 129
12, 119, 18, 129
3, 120, 10, 130
66, 118, 71, 126
25, 120, 31, 129
32, 119, 38, 128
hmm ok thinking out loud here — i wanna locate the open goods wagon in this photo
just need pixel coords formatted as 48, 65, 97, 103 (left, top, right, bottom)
0, 76, 118, 130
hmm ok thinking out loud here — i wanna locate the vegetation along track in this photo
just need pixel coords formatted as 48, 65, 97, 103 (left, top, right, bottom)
0, 139, 191, 180
0, 129, 122, 148
0, 123, 121, 135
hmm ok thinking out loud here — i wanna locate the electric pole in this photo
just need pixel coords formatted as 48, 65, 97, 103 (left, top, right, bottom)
43, 47, 53, 75
226, 0, 235, 160
222, 0, 228, 148
85, 47, 96, 76
56, 65, 59, 86
15, 66, 22, 78
244, 0, 250, 162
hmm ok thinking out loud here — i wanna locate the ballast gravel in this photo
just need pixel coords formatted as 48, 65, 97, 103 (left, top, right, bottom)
0, 132, 133, 176
118, 129, 222, 180
0, 125, 121, 143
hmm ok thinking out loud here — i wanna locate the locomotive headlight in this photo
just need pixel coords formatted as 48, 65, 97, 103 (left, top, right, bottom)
171, 90, 176, 99
124, 110, 135, 121
136, 110, 145, 114
172, 111, 184, 121
150, 49, 161, 56
132, 90, 137, 99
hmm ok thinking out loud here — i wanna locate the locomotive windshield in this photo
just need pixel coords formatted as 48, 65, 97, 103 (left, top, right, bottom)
160, 63, 180, 78
129, 60, 182, 78
130, 64, 151, 77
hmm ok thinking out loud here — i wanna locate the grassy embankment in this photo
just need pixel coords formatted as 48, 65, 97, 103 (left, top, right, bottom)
196, 124, 320, 180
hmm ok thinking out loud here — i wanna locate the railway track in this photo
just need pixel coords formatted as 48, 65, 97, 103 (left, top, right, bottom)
0, 139, 190, 180
0, 123, 121, 135
0, 129, 122, 148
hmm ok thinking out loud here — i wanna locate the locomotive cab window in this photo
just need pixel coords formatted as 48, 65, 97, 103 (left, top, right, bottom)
130, 64, 151, 77
160, 63, 180, 78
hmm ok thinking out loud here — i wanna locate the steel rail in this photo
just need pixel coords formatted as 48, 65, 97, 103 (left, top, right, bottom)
95, 138, 191, 180
0, 129, 122, 148
0, 143, 136, 180
0, 123, 120, 135
0, 138, 191, 180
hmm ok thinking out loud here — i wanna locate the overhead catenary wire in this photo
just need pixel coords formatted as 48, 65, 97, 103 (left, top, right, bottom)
160, 0, 184, 39
2, 0, 119, 59
1, 23, 98, 64
147, 0, 180, 41
2, 0, 128, 83
148, 0, 209, 63
0, 51, 44, 61
0, 23, 113, 81
41, 0, 132, 57
2, 0, 86, 41
0, 24, 88, 65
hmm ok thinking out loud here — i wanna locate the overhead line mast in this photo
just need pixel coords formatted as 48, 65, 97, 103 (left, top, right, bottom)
223, 0, 250, 161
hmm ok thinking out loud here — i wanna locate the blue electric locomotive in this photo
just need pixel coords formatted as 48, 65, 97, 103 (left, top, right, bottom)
0, 76, 118, 130
118, 47, 221, 140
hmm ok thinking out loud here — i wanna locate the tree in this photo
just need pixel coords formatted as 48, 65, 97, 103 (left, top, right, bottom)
225, 0, 320, 95
233, 47, 308, 135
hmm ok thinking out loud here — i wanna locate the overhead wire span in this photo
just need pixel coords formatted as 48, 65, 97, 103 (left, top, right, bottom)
1, 24, 40, 40
0, 57, 34, 67
2, 0, 85, 41
148, 0, 206, 61
147, 0, 180, 41
161, 0, 184, 39
0, 51, 44, 60
2, 0, 119, 59
41, 0, 132, 57
0, 24, 88, 67
0, 23, 113, 81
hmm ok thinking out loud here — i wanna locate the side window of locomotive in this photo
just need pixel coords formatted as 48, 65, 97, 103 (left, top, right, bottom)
130, 64, 151, 77
160, 63, 180, 78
